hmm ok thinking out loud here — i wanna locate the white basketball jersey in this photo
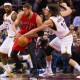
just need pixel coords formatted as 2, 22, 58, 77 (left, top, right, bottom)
4, 11, 15, 36
49, 15, 70, 39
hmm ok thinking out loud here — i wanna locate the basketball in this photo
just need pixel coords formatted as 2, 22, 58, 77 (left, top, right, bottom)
18, 36, 28, 47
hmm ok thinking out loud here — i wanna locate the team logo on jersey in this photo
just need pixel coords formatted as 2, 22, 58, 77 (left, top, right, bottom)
4, 19, 11, 24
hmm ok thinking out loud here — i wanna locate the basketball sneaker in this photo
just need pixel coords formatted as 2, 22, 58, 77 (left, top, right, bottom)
12, 62, 23, 73
76, 75, 80, 78
0, 71, 13, 77
39, 69, 54, 77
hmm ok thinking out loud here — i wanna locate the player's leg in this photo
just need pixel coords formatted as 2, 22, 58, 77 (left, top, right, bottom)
19, 54, 33, 69
0, 37, 14, 77
11, 50, 23, 70
27, 41, 38, 76
39, 37, 61, 77
61, 35, 80, 76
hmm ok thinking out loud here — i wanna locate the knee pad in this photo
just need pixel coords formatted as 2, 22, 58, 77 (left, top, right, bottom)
45, 45, 54, 56
62, 54, 70, 64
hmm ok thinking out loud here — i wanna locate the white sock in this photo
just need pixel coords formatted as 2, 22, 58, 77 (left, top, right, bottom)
22, 55, 29, 60
74, 63, 80, 72
22, 54, 33, 68
27, 59, 33, 68
46, 61, 52, 71
3, 64, 11, 71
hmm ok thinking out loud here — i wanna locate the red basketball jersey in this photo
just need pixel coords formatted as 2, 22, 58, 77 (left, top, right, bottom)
13, 12, 38, 51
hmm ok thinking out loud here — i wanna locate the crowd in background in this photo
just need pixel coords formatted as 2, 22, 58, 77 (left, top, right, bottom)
0, 0, 80, 74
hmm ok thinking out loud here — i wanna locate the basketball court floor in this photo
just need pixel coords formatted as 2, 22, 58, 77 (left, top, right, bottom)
0, 73, 80, 80
0, 62, 80, 80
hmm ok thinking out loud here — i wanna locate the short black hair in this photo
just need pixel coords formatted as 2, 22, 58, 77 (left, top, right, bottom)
23, 3, 32, 9
48, 3, 60, 16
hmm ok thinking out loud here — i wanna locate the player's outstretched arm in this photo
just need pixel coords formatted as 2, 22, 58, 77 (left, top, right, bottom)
60, 3, 72, 17
23, 19, 53, 37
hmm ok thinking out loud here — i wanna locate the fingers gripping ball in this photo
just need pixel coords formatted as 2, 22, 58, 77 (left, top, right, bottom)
18, 36, 28, 47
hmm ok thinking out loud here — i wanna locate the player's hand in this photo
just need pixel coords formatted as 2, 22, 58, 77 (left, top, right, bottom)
60, 3, 67, 8
16, 32, 21, 38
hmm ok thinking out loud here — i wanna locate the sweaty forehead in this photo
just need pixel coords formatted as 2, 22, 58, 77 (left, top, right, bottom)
4, 5, 11, 8
23, 7, 30, 11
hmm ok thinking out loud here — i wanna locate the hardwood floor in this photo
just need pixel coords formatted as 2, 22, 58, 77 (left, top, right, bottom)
0, 73, 80, 80
0, 62, 80, 80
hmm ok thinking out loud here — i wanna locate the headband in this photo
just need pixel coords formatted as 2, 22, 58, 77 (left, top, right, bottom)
45, 6, 49, 11
4, 3, 12, 6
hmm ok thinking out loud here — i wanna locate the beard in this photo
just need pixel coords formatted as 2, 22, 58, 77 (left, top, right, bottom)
26, 13, 30, 17
5, 10, 12, 14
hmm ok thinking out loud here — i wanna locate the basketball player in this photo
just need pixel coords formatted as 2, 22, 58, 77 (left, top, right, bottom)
0, 2, 17, 77
22, 3, 80, 77
11, 3, 43, 76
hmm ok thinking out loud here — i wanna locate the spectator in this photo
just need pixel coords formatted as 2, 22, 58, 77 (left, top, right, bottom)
73, 16, 80, 27
33, 0, 47, 14
70, 33, 80, 73
69, 24, 76, 35
76, 27, 80, 38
